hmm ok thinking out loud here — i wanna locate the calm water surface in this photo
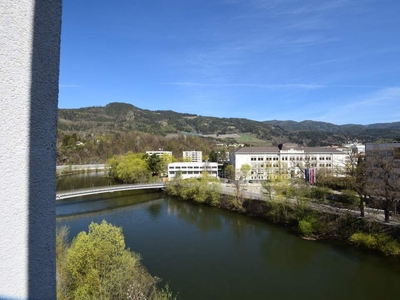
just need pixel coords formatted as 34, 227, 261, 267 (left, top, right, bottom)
56, 176, 400, 300
56, 172, 117, 191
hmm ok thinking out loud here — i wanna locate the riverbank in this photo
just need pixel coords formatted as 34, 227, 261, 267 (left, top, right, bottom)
164, 180, 400, 257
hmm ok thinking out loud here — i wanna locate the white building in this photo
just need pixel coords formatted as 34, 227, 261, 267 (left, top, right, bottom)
339, 142, 366, 168
146, 150, 173, 157
168, 162, 218, 180
234, 145, 347, 181
183, 150, 202, 162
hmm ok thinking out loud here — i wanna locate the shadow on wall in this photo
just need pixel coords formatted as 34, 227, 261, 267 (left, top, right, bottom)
28, 0, 61, 298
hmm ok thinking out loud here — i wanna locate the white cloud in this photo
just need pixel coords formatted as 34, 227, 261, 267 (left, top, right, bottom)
162, 82, 325, 90
315, 87, 400, 124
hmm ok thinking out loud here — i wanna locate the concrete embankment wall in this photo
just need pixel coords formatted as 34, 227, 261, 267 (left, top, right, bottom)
56, 164, 107, 171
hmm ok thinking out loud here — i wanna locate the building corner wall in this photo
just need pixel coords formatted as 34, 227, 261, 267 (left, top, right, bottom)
0, 1, 62, 299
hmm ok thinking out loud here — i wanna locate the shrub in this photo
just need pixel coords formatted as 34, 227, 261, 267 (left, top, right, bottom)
337, 190, 359, 205
318, 176, 349, 190
165, 175, 221, 205
311, 187, 331, 201
349, 232, 400, 256
298, 219, 313, 236
350, 232, 377, 249
375, 234, 400, 256
264, 200, 296, 224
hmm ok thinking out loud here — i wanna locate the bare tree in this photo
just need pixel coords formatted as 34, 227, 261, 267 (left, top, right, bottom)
365, 145, 400, 222
349, 156, 368, 217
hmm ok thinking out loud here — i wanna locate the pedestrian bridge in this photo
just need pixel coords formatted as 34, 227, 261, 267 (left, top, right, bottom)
56, 183, 165, 200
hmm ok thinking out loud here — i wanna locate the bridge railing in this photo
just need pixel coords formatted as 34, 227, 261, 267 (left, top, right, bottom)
56, 183, 166, 199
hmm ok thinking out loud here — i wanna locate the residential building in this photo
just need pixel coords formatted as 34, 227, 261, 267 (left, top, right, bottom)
167, 162, 218, 180
146, 150, 173, 157
183, 150, 202, 162
234, 144, 348, 181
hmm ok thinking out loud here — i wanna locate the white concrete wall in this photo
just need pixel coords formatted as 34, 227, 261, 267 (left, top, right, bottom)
0, 1, 62, 299
168, 162, 218, 180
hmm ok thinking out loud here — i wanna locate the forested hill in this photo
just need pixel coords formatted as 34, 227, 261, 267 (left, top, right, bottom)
264, 120, 400, 146
58, 102, 287, 142
58, 102, 400, 148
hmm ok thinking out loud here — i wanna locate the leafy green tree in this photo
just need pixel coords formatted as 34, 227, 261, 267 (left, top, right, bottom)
107, 152, 151, 183
218, 149, 228, 162
225, 164, 235, 180
146, 154, 163, 177
209, 150, 218, 162
57, 221, 177, 300
67, 137, 76, 147
183, 156, 192, 162
64, 221, 138, 299
240, 164, 251, 181
160, 153, 176, 175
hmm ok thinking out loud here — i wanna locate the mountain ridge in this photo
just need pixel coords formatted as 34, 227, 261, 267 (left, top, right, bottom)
58, 102, 400, 146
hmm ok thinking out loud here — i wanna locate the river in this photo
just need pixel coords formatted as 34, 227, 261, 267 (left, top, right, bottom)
56, 174, 400, 299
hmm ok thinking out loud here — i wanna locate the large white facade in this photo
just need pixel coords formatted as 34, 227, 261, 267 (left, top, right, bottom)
234, 145, 347, 181
168, 162, 218, 180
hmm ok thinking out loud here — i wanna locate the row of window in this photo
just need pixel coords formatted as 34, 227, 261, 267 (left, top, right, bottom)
249, 156, 333, 161
169, 171, 218, 175
251, 163, 280, 168
248, 163, 333, 173
250, 156, 279, 161
169, 166, 217, 169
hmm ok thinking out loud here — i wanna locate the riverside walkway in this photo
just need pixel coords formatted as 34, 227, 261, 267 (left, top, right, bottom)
56, 183, 165, 200
222, 183, 400, 225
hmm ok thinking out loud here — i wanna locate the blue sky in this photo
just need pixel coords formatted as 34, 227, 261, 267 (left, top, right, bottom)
59, 0, 400, 125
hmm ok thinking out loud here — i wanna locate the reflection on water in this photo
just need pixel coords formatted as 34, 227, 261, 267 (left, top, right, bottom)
166, 199, 222, 233
56, 172, 116, 191
56, 186, 400, 300
147, 201, 162, 219
57, 190, 163, 218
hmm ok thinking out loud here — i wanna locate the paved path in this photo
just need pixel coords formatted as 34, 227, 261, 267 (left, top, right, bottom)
221, 183, 400, 226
